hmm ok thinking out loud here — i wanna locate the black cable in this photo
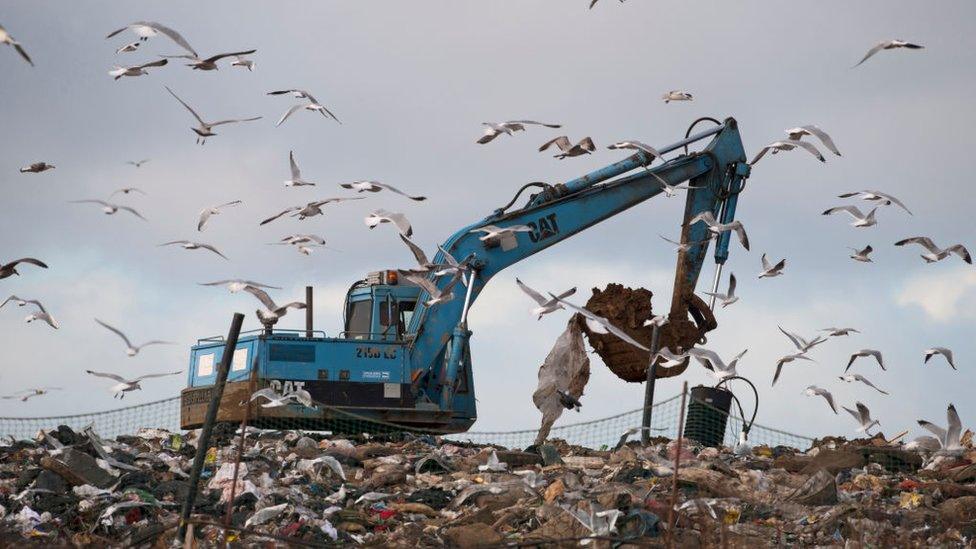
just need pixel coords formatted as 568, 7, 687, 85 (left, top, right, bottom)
683, 117, 722, 156
713, 375, 759, 436
495, 181, 554, 214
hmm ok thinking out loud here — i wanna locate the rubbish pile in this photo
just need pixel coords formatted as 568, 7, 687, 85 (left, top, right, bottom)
2, 423, 976, 547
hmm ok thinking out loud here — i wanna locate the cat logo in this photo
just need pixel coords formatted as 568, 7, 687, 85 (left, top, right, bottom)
527, 213, 560, 243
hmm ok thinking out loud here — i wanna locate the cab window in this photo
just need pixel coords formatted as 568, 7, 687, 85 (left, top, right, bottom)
346, 300, 372, 340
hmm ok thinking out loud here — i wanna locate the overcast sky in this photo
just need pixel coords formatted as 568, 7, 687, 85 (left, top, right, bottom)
1, 1, 975, 443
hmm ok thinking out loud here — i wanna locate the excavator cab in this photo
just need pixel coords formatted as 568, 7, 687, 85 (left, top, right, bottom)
343, 271, 420, 342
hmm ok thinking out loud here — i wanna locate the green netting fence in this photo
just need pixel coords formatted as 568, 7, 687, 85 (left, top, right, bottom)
0, 389, 813, 452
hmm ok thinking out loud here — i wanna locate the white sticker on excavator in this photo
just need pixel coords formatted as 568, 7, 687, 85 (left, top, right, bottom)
384, 383, 401, 399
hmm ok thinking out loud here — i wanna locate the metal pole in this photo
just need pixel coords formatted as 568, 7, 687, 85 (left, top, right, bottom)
178, 312, 245, 543
707, 263, 724, 311
305, 286, 313, 338
640, 324, 662, 445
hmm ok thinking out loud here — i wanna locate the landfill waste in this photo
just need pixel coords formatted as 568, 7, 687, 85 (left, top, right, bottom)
533, 315, 590, 445
3, 424, 976, 546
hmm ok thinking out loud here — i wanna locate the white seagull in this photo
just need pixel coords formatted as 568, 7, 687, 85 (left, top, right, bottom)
249, 387, 314, 408
199, 280, 281, 293
108, 58, 168, 80
822, 205, 878, 228
476, 120, 561, 144
1, 296, 58, 329
162, 49, 255, 71
785, 125, 841, 156
550, 295, 649, 352
269, 88, 341, 125
895, 237, 971, 265
105, 21, 198, 57
399, 272, 460, 306
539, 136, 596, 159
0, 258, 47, 280
924, 347, 956, 370
243, 286, 307, 325
284, 151, 315, 187
86, 369, 182, 399
2, 387, 61, 402
231, 55, 255, 71
365, 209, 413, 237
469, 224, 533, 242
803, 386, 838, 414
918, 404, 964, 454
160, 240, 228, 260
853, 40, 924, 68
688, 211, 750, 251
165, 86, 261, 145
846, 349, 885, 372
339, 181, 425, 201
125, 159, 150, 168
687, 347, 747, 380
653, 347, 689, 369
838, 374, 889, 395
702, 272, 738, 308
821, 327, 860, 338
607, 141, 668, 165
515, 279, 577, 320
843, 402, 880, 434
1, 23, 33, 66
260, 198, 364, 225
759, 253, 786, 278
115, 41, 140, 54
749, 140, 825, 165
198, 200, 242, 231
778, 326, 827, 353
70, 199, 147, 220
110, 187, 146, 197
849, 245, 874, 263
659, 234, 710, 253
837, 190, 911, 215
772, 353, 813, 386
95, 319, 174, 357
662, 90, 693, 103
20, 162, 55, 173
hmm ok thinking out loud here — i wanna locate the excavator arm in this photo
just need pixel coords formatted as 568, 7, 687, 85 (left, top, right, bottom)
406, 117, 749, 410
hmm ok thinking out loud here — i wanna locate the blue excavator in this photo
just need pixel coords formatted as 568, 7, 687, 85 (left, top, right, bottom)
180, 117, 750, 433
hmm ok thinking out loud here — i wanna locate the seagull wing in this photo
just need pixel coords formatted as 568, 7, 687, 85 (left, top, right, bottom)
799, 125, 841, 156
843, 407, 861, 423
867, 350, 885, 370
249, 388, 280, 403
947, 245, 972, 264
818, 388, 838, 413
855, 375, 888, 395
165, 86, 205, 125
140, 21, 198, 57
778, 326, 805, 352
387, 212, 413, 237
515, 278, 549, 306
731, 222, 750, 250
787, 139, 825, 162
1, 295, 25, 309
375, 182, 426, 201
289, 151, 301, 179
823, 205, 865, 220
209, 116, 262, 127
947, 404, 962, 448
203, 49, 256, 63
137, 58, 169, 70
727, 273, 737, 297
578, 137, 596, 152
13, 42, 33, 66
855, 402, 872, 423
398, 234, 430, 266
549, 301, 649, 351
197, 244, 228, 260
748, 146, 772, 165
538, 136, 570, 152
510, 120, 561, 128
86, 370, 128, 383
135, 370, 183, 381
260, 207, 301, 225
894, 236, 939, 254
6, 258, 48, 269
761, 253, 772, 271
117, 205, 147, 220
95, 319, 133, 349
853, 41, 887, 68
399, 271, 440, 296
917, 420, 947, 443
687, 348, 723, 371
243, 285, 278, 310
867, 190, 911, 215
276, 104, 304, 127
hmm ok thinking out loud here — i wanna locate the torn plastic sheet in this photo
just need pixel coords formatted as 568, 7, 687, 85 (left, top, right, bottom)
533, 315, 591, 445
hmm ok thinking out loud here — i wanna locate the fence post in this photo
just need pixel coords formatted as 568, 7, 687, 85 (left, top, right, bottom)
177, 312, 245, 543
640, 324, 662, 445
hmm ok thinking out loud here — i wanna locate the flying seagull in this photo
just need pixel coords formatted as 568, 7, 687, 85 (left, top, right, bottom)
162, 48, 256, 71
274, 234, 330, 256
846, 349, 885, 372
231, 55, 255, 71
821, 327, 860, 337
749, 140, 825, 165
589, 0, 626, 9
653, 347, 689, 369
702, 272, 738, 308
823, 205, 877, 228
339, 181, 425, 201
476, 120, 561, 144
71, 199, 147, 220
687, 347, 747, 380
198, 200, 242, 231
539, 136, 596, 159
918, 403, 963, 454
844, 402, 880, 434
772, 353, 813, 386
199, 280, 281, 294
551, 295, 649, 352
249, 387, 314, 408
95, 319, 173, 356
853, 40, 924, 68
2, 387, 61, 402
895, 237, 971, 265
607, 141, 668, 165
1, 296, 58, 329
778, 326, 827, 353
785, 125, 841, 156
659, 234, 710, 253
125, 159, 150, 168
0, 24, 33, 66
115, 41, 140, 54
556, 389, 582, 412
105, 21, 198, 57
469, 224, 533, 242
110, 188, 146, 198
108, 58, 167, 80
159, 240, 229, 260
849, 245, 874, 263
399, 271, 460, 306
662, 90, 693, 103
165, 86, 261, 144
268, 89, 341, 125
397, 234, 444, 274
260, 197, 364, 225
924, 347, 956, 370
838, 373, 889, 395
759, 253, 786, 279
515, 279, 577, 320
0, 258, 48, 280
803, 386, 838, 414
284, 151, 315, 187
243, 285, 307, 325
837, 190, 911, 215
20, 162, 55, 173
86, 369, 182, 399
365, 209, 413, 237
688, 211, 750, 251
